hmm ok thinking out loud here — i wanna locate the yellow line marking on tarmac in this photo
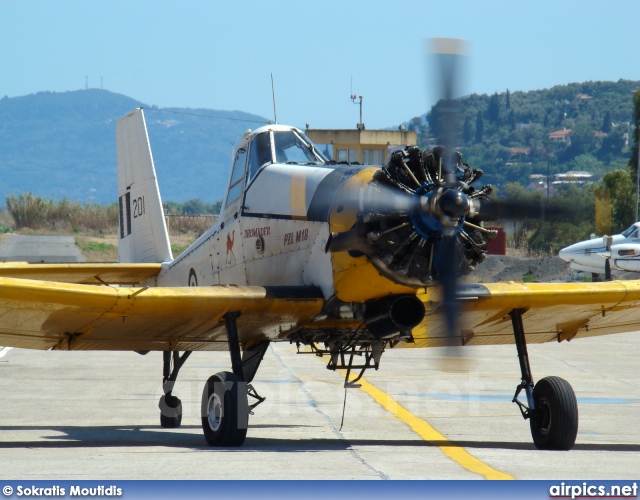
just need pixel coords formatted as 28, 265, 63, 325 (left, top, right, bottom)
352, 373, 514, 480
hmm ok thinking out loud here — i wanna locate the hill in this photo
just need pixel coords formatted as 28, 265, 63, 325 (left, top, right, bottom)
2, 81, 638, 207
0, 89, 268, 204
414, 79, 640, 191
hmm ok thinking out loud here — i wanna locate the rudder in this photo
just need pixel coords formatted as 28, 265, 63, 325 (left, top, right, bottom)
116, 108, 173, 263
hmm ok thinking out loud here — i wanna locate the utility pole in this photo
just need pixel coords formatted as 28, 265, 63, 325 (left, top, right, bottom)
546, 138, 551, 199
636, 139, 640, 221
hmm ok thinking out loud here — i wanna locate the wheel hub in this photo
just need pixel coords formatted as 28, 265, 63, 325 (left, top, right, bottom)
207, 393, 222, 432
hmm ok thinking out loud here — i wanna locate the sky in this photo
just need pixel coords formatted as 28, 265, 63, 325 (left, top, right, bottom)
1, 0, 639, 130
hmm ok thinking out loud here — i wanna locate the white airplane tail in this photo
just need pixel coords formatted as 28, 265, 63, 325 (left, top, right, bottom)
116, 108, 173, 264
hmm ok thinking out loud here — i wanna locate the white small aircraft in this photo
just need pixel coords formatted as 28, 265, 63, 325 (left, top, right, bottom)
2, 108, 640, 451
559, 223, 640, 278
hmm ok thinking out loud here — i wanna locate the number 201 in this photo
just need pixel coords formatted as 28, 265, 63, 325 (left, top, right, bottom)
133, 196, 145, 218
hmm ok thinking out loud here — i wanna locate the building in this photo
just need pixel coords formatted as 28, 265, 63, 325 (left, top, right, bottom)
306, 127, 417, 165
527, 174, 555, 195
553, 170, 593, 188
549, 129, 572, 143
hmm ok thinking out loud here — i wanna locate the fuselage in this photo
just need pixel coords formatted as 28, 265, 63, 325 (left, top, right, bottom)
142, 120, 492, 307
558, 222, 640, 274
152, 124, 414, 303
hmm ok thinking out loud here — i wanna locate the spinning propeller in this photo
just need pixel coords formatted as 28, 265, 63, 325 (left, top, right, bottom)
326, 38, 560, 358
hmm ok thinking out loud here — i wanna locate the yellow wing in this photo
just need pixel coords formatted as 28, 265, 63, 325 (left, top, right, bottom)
410, 280, 640, 348
0, 276, 324, 351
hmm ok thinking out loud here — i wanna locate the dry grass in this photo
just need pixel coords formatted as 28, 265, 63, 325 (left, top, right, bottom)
6, 194, 118, 231
165, 214, 217, 237
3, 197, 214, 262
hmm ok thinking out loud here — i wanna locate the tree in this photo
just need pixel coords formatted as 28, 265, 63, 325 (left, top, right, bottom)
600, 110, 612, 133
475, 110, 484, 143
462, 115, 473, 144
409, 116, 424, 131
509, 109, 516, 131
426, 99, 461, 145
570, 154, 603, 174
602, 168, 635, 232
629, 90, 640, 180
566, 122, 594, 159
506, 89, 511, 110
182, 199, 207, 215
597, 129, 626, 161
525, 185, 596, 254
487, 92, 501, 124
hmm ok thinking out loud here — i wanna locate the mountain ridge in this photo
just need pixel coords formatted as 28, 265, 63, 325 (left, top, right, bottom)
0, 89, 268, 204
2, 81, 638, 206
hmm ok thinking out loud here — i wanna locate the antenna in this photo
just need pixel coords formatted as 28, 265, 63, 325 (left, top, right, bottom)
271, 73, 278, 124
351, 94, 364, 130
350, 77, 364, 130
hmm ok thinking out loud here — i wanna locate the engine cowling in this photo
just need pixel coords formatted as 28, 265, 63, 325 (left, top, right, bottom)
326, 146, 497, 288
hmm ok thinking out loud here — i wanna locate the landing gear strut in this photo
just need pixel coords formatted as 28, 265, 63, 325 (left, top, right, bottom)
510, 309, 578, 450
159, 350, 192, 428
200, 312, 268, 447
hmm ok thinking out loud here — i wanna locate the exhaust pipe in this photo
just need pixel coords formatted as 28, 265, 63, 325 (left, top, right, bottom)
325, 221, 375, 257
365, 294, 425, 339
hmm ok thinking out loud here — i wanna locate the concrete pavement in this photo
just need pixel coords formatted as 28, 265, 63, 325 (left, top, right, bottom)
0, 331, 638, 480
0, 235, 85, 263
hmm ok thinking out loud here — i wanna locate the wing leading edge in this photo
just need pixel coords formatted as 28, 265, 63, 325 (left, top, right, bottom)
411, 280, 640, 348
0, 262, 163, 285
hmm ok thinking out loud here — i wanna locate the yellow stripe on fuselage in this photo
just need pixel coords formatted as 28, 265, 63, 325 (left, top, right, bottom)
290, 172, 307, 218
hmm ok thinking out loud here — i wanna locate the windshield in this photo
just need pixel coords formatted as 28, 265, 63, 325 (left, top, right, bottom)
622, 225, 638, 238
273, 130, 325, 164
248, 132, 272, 179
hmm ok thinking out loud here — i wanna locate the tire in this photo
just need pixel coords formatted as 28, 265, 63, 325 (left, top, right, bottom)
159, 394, 182, 429
201, 371, 248, 447
160, 413, 182, 428
529, 376, 578, 450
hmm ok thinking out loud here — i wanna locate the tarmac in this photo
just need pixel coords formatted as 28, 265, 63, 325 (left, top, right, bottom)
0, 234, 85, 263
0, 235, 637, 480
0, 332, 638, 480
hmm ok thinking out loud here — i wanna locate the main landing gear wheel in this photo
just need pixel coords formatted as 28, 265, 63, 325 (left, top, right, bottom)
201, 371, 248, 447
159, 394, 182, 428
529, 376, 578, 451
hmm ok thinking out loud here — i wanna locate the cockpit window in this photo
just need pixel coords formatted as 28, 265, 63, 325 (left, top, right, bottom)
622, 225, 638, 238
248, 132, 272, 179
226, 147, 247, 206
273, 130, 326, 164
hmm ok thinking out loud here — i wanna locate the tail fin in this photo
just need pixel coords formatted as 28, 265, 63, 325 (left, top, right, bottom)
116, 108, 173, 263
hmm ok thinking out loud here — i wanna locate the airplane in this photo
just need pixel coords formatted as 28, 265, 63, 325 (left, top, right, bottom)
559, 223, 640, 279
1, 107, 640, 452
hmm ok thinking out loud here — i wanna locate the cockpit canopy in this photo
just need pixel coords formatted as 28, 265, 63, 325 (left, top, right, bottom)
250, 127, 327, 177
621, 223, 640, 239
223, 125, 328, 211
